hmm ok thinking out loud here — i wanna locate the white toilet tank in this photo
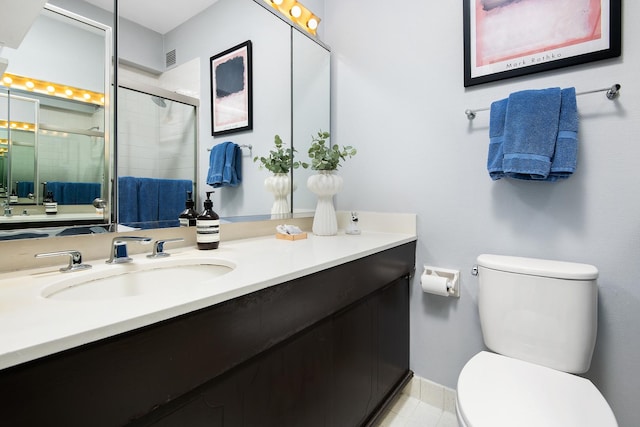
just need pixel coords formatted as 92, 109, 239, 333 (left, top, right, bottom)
476, 254, 599, 374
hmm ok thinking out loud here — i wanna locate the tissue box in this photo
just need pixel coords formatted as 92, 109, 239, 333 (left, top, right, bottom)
276, 232, 308, 241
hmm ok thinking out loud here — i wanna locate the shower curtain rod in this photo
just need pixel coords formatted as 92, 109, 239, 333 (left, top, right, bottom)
464, 83, 621, 120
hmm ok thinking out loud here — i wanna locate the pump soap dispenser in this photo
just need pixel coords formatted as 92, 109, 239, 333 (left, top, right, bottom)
196, 191, 220, 250
179, 191, 198, 227
44, 191, 58, 215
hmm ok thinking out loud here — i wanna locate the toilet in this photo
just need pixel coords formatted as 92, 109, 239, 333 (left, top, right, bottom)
456, 254, 617, 427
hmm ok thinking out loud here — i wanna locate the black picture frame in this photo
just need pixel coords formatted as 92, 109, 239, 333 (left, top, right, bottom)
210, 40, 253, 136
463, 0, 621, 87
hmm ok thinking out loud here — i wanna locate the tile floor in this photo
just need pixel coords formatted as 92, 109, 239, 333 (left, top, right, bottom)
373, 376, 458, 427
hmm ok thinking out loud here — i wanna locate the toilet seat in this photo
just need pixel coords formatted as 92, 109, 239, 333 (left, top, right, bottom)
456, 351, 617, 427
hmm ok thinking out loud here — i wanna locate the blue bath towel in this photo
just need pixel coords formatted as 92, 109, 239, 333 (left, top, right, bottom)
158, 179, 193, 224
67, 182, 101, 204
502, 88, 562, 180
223, 142, 242, 187
206, 142, 230, 187
137, 177, 160, 223
548, 87, 578, 181
488, 99, 508, 181
17, 181, 34, 198
118, 177, 139, 224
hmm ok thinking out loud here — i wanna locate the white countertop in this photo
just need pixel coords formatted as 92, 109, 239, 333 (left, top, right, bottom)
0, 229, 416, 371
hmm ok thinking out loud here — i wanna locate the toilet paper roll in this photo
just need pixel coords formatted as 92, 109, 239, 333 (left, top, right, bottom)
421, 273, 451, 296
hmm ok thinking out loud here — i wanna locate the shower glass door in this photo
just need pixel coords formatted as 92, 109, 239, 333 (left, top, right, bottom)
117, 85, 198, 229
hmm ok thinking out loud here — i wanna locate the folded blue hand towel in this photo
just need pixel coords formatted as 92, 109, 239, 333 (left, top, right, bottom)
547, 87, 578, 181
502, 87, 562, 180
223, 142, 242, 187
488, 99, 508, 181
206, 142, 231, 188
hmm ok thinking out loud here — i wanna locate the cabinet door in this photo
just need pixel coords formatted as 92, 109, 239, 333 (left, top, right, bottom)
330, 276, 410, 426
377, 277, 410, 399
137, 320, 333, 427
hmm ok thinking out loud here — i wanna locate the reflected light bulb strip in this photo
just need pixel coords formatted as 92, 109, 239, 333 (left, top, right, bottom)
0, 120, 36, 132
0, 73, 104, 106
264, 0, 321, 36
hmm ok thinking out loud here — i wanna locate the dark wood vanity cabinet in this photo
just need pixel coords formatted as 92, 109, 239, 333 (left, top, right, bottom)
0, 242, 415, 427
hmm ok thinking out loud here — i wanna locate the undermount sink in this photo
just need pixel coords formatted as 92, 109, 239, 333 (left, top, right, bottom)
41, 258, 234, 301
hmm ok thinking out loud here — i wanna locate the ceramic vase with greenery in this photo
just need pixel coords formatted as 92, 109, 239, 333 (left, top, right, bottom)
254, 135, 303, 218
306, 131, 357, 236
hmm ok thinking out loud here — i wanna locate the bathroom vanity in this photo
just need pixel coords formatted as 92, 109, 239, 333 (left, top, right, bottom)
0, 225, 416, 426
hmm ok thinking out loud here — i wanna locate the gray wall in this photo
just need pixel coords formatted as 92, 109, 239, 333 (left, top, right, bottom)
324, 2, 640, 426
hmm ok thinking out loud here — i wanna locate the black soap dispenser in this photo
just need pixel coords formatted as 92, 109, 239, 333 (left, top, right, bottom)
9, 189, 18, 204
179, 191, 198, 227
196, 191, 220, 250
44, 191, 58, 215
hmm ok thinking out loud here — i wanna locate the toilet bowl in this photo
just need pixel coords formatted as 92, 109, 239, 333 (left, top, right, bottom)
456, 351, 617, 427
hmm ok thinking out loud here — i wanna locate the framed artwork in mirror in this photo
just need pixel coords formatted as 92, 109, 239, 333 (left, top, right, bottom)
463, 0, 621, 87
210, 40, 253, 136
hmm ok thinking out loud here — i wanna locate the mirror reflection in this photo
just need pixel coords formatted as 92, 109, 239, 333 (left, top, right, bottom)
0, 4, 111, 233
116, 84, 197, 230
0, 0, 329, 238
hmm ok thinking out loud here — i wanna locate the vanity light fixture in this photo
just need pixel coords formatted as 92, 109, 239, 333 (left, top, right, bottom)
0, 72, 104, 106
264, 0, 321, 36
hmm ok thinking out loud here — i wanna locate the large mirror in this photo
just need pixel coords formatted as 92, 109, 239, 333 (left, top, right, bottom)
0, 0, 329, 237
112, 0, 329, 226
0, 3, 111, 235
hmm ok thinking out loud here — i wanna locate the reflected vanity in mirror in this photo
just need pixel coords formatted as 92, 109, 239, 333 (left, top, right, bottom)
0, 4, 112, 235
114, 0, 330, 227
0, 0, 329, 238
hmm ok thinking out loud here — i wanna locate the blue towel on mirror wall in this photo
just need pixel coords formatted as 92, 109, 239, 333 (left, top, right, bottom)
207, 141, 242, 188
487, 87, 578, 182
206, 142, 230, 187
223, 142, 242, 187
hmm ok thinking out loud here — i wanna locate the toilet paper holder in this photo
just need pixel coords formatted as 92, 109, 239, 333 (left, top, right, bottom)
422, 266, 460, 297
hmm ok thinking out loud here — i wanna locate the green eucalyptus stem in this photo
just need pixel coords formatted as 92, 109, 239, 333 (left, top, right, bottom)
307, 130, 356, 171
253, 135, 305, 174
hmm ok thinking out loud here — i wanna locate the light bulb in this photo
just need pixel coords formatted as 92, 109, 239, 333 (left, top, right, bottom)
65, 89, 73, 96
2, 76, 13, 85
307, 18, 318, 30
47, 85, 55, 93
273, 0, 283, 4
26, 81, 35, 89
83, 93, 91, 100
290, 5, 302, 18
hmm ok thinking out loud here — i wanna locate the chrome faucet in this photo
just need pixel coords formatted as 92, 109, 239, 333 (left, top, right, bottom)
35, 250, 92, 272
3, 201, 12, 217
147, 238, 184, 258
106, 236, 152, 264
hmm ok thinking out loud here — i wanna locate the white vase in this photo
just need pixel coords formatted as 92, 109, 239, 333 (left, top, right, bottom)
264, 173, 291, 219
307, 170, 343, 236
